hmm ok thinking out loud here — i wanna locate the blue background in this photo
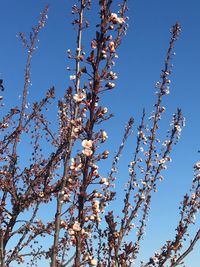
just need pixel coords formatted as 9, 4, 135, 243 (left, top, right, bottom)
0, 0, 200, 266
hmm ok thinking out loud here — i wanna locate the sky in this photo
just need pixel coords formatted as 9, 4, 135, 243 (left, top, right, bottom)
0, 0, 200, 266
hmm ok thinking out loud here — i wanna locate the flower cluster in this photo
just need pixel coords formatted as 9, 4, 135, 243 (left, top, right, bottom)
109, 13, 125, 25
82, 139, 93, 156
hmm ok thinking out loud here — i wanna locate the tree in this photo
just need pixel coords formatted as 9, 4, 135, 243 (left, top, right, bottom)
0, 1, 199, 266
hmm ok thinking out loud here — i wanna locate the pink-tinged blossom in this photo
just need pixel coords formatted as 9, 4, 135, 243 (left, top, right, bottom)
91, 39, 97, 49
102, 107, 108, 114
68, 229, 75, 236
92, 200, 99, 209
109, 13, 125, 25
82, 139, 93, 148
100, 178, 109, 186
108, 41, 115, 53
82, 148, 93, 157
109, 71, 118, 80
82, 139, 93, 156
60, 220, 67, 229
73, 92, 86, 103
72, 221, 81, 232
106, 82, 115, 89
70, 158, 82, 171
90, 258, 97, 266
102, 130, 108, 141
194, 162, 200, 170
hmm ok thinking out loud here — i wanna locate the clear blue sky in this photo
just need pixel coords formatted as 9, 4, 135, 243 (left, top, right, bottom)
0, 1, 200, 266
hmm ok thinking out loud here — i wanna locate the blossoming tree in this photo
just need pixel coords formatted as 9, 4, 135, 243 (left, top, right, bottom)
0, 1, 199, 267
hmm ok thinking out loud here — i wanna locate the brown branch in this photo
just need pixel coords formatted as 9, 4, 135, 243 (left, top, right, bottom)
170, 229, 200, 267
51, 1, 85, 266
